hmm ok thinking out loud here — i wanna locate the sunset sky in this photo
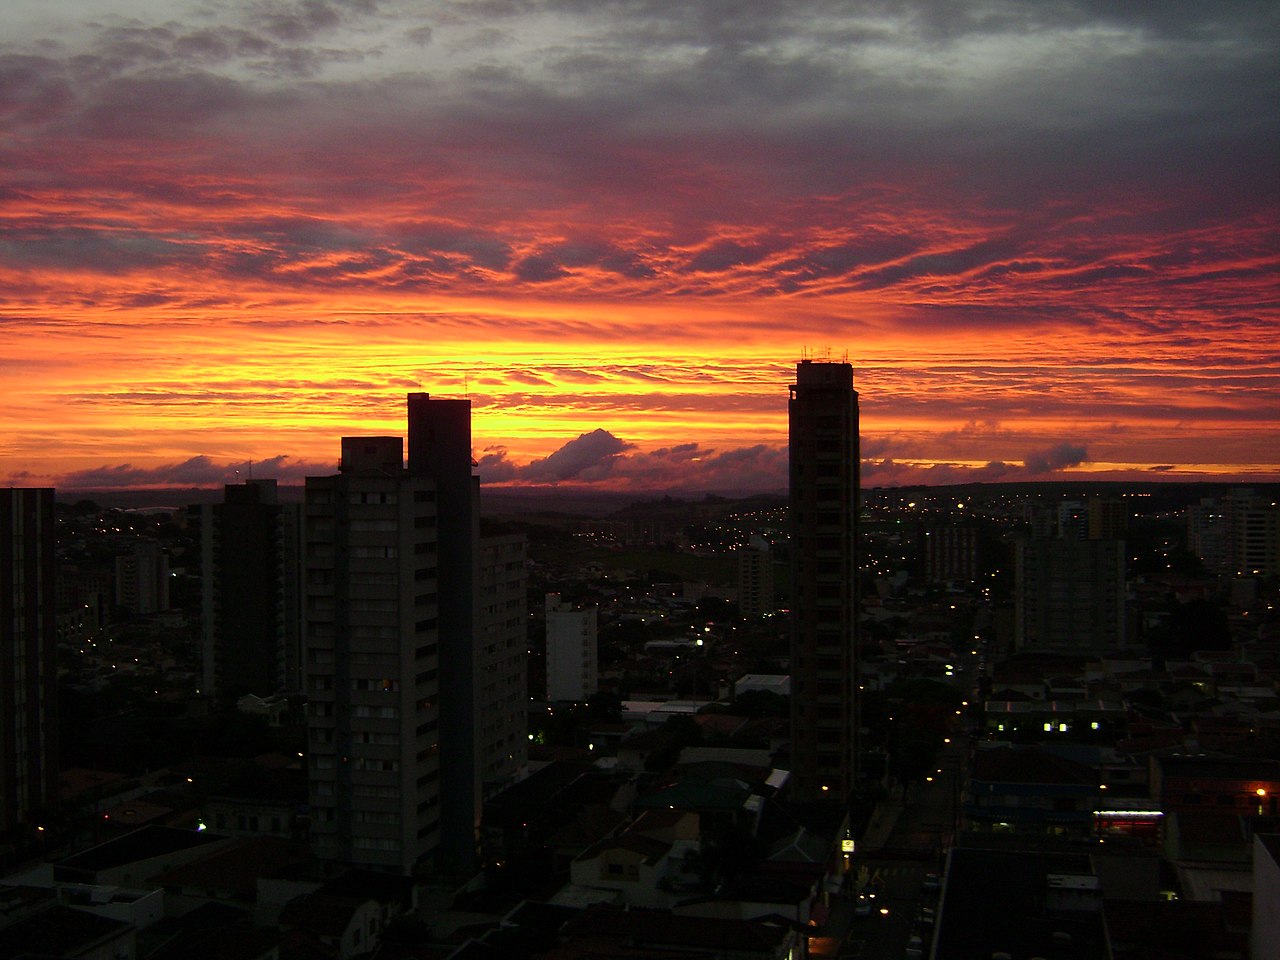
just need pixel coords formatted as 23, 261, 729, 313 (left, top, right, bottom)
3, 1, 1277, 493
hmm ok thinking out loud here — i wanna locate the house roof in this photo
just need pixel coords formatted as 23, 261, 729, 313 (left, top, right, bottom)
547, 804, 629, 852
0, 904, 132, 960
319, 868, 415, 905
634, 777, 753, 813
767, 826, 830, 864
279, 891, 365, 938
149, 836, 300, 898
1258, 833, 1280, 867
143, 902, 280, 960
586, 832, 672, 865
57, 824, 226, 874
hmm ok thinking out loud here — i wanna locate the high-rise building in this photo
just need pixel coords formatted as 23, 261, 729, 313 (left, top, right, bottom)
1238, 504, 1280, 577
477, 532, 528, 795
1014, 537, 1126, 653
545, 594, 598, 702
1187, 489, 1279, 576
1087, 498, 1127, 541
788, 359, 860, 800
406, 392, 482, 874
193, 479, 302, 703
114, 540, 169, 616
923, 524, 981, 583
303, 395, 523, 875
0, 488, 58, 833
737, 536, 775, 619
304, 437, 442, 874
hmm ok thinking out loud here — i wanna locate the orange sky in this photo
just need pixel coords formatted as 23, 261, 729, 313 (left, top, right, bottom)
2, 2, 1277, 492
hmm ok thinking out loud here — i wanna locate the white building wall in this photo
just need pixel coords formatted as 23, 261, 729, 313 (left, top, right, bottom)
545, 594, 598, 702
1253, 836, 1280, 960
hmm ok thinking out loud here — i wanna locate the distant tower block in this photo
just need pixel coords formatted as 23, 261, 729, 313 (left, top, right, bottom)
193, 479, 302, 703
788, 359, 860, 801
738, 536, 776, 618
545, 593, 598, 702
1015, 537, 1127, 654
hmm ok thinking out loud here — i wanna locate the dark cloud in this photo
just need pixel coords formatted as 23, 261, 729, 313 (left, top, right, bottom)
58, 454, 333, 489
0, 228, 195, 273
475, 432, 788, 493
1024, 442, 1089, 475
687, 240, 776, 273
519, 428, 633, 482
475, 445, 519, 482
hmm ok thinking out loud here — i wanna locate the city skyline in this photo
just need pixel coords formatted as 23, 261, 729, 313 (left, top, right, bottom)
2, 2, 1277, 493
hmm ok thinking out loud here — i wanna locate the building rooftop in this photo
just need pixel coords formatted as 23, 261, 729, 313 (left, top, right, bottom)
1259, 833, 1280, 868
634, 777, 753, 814
148, 836, 301, 899
56, 824, 226, 875
142, 901, 280, 960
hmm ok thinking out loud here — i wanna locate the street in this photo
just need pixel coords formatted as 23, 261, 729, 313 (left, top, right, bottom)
833, 736, 967, 959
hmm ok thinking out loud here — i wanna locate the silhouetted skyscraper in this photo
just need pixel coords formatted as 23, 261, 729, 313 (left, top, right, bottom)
304, 437, 441, 874
1, 488, 58, 833
788, 359, 860, 800
304, 395, 506, 876
194, 479, 302, 702
407, 392, 482, 874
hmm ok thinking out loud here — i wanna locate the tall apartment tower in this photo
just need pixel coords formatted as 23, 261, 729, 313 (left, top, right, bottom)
114, 540, 170, 616
406, 393, 482, 873
304, 438, 442, 874
737, 536, 775, 619
924, 524, 981, 584
477, 533, 528, 794
788, 359, 860, 801
194, 479, 302, 703
545, 594, 598, 702
0, 488, 58, 833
